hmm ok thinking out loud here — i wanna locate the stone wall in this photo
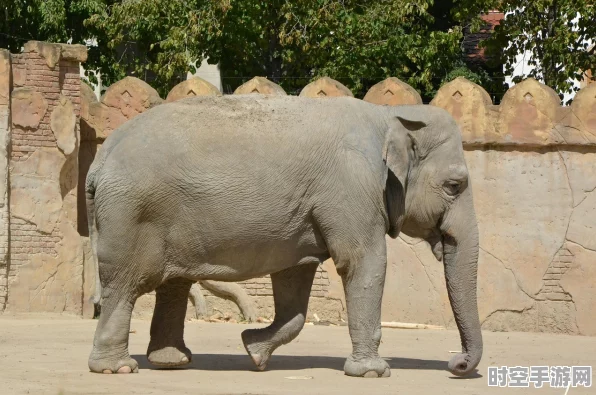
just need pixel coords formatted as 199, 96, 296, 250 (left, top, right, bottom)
1, 41, 595, 337
0, 50, 11, 308
75, 73, 596, 335
1, 42, 87, 313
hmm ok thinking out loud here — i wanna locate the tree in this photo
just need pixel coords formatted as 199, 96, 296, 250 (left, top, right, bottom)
483, 0, 596, 100
84, 0, 229, 95
0, 0, 104, 51
84, 0, 500, 99
2, 1, 506, 99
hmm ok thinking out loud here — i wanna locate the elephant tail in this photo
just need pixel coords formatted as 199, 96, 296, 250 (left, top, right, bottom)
85, 162, 102, 306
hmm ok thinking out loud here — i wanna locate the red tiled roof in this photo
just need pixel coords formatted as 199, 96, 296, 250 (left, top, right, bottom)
463, 11, 504, 65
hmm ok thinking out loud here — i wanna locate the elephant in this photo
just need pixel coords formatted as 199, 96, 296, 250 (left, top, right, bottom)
85, 95, 482, 378
188, 280, 258, 322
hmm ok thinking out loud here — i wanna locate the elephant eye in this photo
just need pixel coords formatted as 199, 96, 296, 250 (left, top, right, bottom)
443, 181, 461, 196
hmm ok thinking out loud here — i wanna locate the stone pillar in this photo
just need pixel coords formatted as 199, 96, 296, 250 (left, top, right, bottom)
430, 77, 500, 144
0, 50, 11, 310
7, 41, 87, 313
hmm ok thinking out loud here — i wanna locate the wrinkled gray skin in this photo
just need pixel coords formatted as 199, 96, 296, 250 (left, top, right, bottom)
86, 95, 482, 378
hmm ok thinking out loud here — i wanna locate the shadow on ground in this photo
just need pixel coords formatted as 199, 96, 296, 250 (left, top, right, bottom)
132, 354, 452, 373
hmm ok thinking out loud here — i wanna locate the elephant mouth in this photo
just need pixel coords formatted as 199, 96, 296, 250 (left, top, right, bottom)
426, 231, 444, 261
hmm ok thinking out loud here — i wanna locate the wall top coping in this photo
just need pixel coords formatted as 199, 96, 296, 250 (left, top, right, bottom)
23, 41, 87, 68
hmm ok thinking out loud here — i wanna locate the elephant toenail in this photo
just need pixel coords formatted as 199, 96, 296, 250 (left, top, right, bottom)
102, 369, 113, 374
117, 366, 132, 373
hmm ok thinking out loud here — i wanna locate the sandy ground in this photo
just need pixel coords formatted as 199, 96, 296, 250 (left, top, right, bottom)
0, 316, 594, 395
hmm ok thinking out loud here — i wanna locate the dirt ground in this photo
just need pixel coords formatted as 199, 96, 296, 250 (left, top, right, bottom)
0, 315, 594, 395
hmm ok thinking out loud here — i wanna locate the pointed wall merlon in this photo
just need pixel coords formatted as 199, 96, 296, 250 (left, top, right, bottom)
428, 77, 596, 147
167, 76, 222, 102
299, 77, 353, 98
564, 83, 596, 144
80, 76, 163, 141
364, 77, 422, 105
497, 78, 564, 145
233, 77, 287, 96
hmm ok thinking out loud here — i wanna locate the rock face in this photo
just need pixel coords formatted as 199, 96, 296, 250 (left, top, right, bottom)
51, 96, 77, 155
11, 88, 48, 129
431, 77, 499, 143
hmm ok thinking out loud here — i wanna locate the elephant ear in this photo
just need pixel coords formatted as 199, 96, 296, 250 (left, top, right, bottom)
383, 115, 425, 189
383, 115, 425, 238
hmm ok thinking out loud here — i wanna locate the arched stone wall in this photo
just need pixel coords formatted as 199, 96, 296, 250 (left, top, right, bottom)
2, 40, 596, 335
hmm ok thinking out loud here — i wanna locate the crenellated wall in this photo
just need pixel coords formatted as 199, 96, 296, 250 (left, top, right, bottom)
74, 73, 596, 335
1, 41, 595, 336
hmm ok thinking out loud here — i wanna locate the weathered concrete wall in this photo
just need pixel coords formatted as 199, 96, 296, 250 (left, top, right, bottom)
6, 41, 87, 313
76, 74, 596, 334
0, 50, 11, 310
380, 78, 596, 335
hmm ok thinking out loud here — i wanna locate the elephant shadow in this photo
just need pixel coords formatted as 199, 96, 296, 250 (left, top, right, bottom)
131, 353, 480, 377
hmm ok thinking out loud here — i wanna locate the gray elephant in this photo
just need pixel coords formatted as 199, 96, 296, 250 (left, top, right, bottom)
85, 95, 482, 378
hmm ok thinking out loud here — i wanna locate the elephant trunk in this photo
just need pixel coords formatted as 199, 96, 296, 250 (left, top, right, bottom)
440, 188, 482, 376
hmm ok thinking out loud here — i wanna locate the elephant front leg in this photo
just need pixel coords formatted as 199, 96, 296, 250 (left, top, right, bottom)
241, 262, 318, 370
147, 278, 193, 367
340, 243, 390, 378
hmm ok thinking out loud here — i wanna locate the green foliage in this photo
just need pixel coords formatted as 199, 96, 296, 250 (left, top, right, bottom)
1, 0, 513, 100
0, 0, 104, 51
82, 0, 481, 98
84, 0, 230, 96
483, 0, 596, 100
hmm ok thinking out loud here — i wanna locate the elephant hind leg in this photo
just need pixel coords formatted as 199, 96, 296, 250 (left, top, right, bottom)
88, 283, 140, 374
241, 262, 318, 371
147, 277, 193, 367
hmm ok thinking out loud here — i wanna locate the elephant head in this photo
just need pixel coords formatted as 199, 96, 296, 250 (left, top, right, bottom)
382, 105, 482, 377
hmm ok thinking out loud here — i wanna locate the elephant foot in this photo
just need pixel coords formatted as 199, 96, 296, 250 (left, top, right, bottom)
89, 350, 139, 374
241, 329, 272, 371
344, 355, 391, 378
147, 345, 192, 367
